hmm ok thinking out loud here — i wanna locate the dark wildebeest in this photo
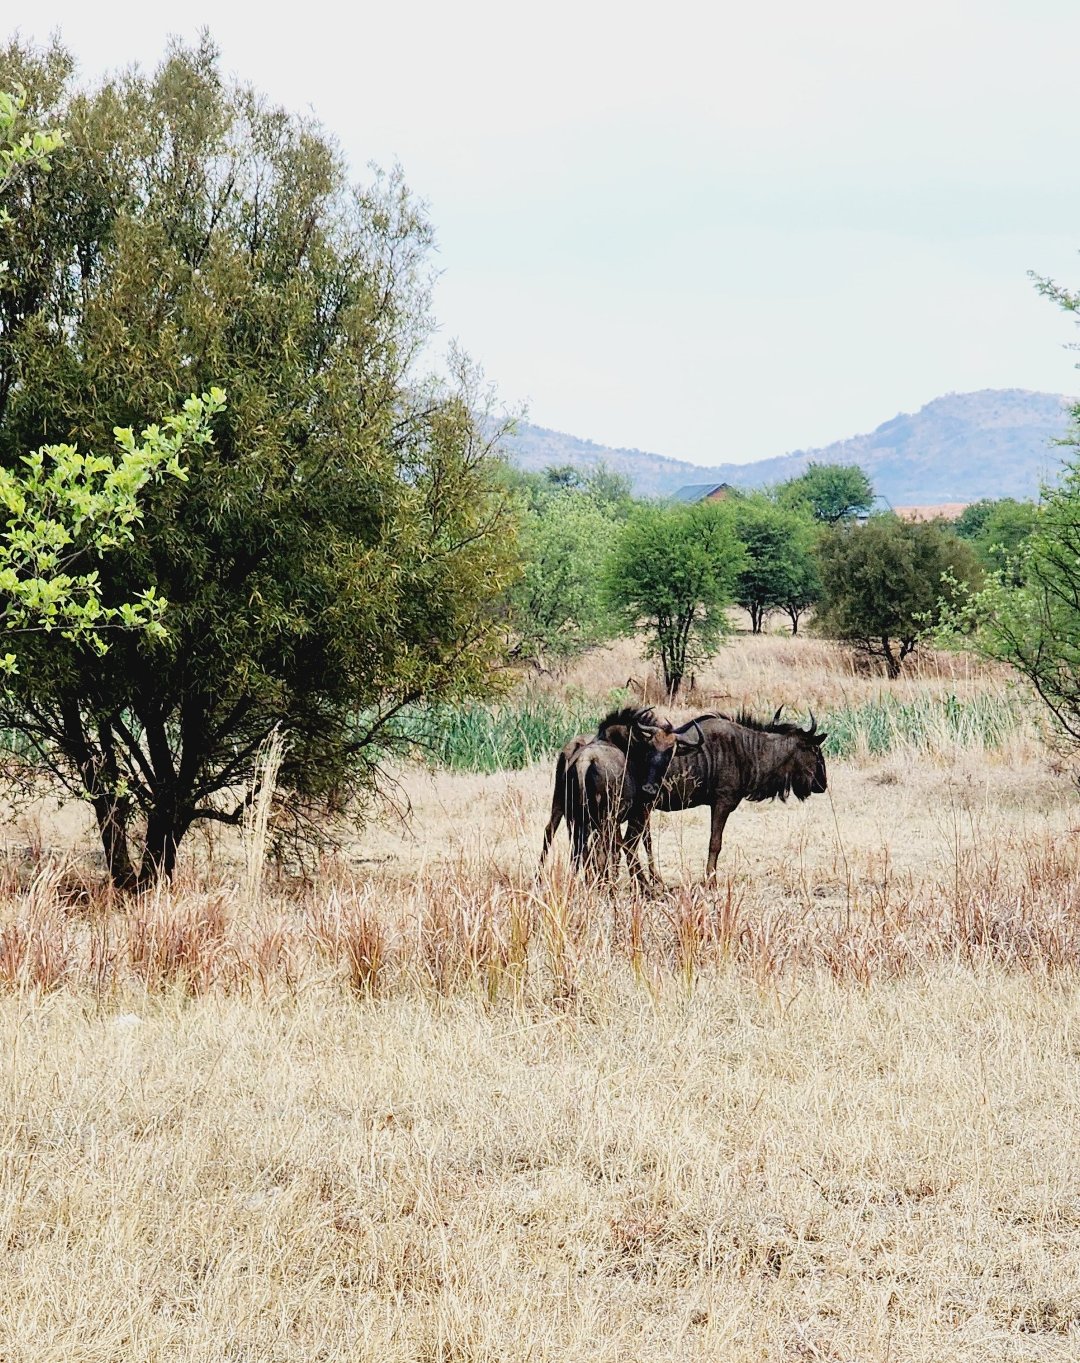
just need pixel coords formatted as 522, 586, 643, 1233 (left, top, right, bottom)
537, 707, 700, 879
537, 707, 655, 872
563, 711, 704, 884
627, 707, 829, 879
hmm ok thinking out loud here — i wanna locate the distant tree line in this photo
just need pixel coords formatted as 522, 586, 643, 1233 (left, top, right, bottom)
502, 455, 1038, 694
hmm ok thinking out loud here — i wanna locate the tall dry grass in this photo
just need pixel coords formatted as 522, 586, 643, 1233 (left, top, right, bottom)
1, 965, 1079, 1360
0, 632, 1077, 1359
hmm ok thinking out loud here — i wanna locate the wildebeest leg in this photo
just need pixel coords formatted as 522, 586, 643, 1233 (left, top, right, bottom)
537, 754, 568, 874
622, 811, 654, 888
644, 815, 659, 882
570, 812, 590, 877
538, 807, 562, 874
706, 804, 733, 878
596, 819, 620, 885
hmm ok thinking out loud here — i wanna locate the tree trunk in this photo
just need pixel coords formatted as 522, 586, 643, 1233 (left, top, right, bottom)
90, 794, 138, 891
138, 809, 188, 886
882, 638, 902, 679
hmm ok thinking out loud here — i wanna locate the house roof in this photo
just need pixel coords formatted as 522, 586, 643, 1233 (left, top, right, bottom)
669, 482, 731, 503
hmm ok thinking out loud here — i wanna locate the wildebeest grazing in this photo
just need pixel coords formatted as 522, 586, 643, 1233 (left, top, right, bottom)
640, 707, 828, 878
563, 710, 704, 883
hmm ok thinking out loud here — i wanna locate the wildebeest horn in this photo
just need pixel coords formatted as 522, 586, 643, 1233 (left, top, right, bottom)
676, 719, 705, 752
772, 705, 784, 725
806, 710, 817, 735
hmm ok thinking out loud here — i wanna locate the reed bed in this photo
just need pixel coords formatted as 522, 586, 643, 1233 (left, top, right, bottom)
396, 689, 1036, 772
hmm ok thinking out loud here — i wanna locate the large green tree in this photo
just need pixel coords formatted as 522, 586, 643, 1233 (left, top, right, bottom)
954, 497, 1037, 583
777, 462, 875, 524
815, 515, 981, 677
731, 496, 820, 634
603, 501, 744, 697
0, 38, 518, 885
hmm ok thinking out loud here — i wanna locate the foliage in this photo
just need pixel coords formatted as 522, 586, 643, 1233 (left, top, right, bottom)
940, 269, 1080, 749
373, 688, 1027, 773
948, 468, 1080, 745
392, 692, 620, 772
731, 495, 820, 634
503, 460, 634, 518
603, 500, 744, 696
507, 488, 620, 666
0, 37, 518, 886
953, 497, 1037, 581
0, 392, 223, 671
822, 690, 1028, 759
0, 84, 63, 248
1, 86, 219, 670
815, 515, 982, 677
777, 462, 875, 524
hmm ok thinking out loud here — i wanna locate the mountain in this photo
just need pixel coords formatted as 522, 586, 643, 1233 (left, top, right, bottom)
501, 389, 1076, 505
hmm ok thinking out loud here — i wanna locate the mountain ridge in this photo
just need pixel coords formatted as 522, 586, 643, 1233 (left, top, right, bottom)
501, 388, 1076, 504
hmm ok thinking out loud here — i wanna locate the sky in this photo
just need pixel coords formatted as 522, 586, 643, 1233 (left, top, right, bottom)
11, 0, 1080, 465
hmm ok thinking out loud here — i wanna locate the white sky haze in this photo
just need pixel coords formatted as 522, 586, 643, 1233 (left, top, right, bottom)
12, 0, 1080, 464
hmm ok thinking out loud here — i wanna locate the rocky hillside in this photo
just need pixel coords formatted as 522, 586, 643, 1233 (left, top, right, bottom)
501, 389, 1075, 504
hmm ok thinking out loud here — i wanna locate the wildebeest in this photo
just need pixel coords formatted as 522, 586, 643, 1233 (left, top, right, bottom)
537, 707, 651, 871
632, 707, 828, 879
537, 707, 698, 879
563, 711, 704, 883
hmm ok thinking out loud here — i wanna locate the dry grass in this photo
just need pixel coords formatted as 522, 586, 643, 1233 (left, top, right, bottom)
559, 631, 1012, 716
2, 972, 1080, 1360
0, 634, 1079, 1359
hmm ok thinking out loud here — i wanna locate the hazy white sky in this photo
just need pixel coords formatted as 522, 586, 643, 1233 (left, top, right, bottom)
13, 0, 1080, 463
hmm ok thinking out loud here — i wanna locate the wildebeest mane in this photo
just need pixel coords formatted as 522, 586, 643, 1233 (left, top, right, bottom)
733, 709, 812, 738
596, 705, 656, 736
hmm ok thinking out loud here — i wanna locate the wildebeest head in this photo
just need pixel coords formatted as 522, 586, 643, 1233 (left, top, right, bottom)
737, 706, 828, 802
597, 706, 704, 798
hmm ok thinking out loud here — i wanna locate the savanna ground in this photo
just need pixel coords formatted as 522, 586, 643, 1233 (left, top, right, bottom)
2, 633, 1080, 1361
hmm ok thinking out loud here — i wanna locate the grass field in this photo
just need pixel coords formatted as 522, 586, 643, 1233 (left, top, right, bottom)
1, 633, 1079, 1361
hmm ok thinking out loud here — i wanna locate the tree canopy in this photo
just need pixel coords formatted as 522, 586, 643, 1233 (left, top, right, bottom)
604, 501, 743, 697
953, 497, 1037, 582
815, 515, 981, 677
0, 37, 518, 885
777, 462, 875, 524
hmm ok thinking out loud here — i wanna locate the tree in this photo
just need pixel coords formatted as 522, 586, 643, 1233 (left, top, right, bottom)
777, 462, 875, 524
951, 267, 1080, 747
954, 497, 1037, 582
603, 501, 744, 697
778, 541, 822, 635
950, 477, 1080, 742
731, 496, 820, 634
815, 515, 981, 677
1, 86, 222, 666
508, 488, 619, 667
0, 38, 518, 886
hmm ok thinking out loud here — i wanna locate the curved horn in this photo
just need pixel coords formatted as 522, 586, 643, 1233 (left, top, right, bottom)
772, 705, 784, 725
806, 710, 817, 735
676, 719, 705, 752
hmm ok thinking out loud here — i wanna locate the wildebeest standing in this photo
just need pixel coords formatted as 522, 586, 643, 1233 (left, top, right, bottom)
537, 707, 657, 872
563, 712, 703, 883
634, 709, 829, 879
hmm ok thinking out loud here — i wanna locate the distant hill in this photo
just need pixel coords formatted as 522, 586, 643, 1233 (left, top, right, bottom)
501, 389, 1076, 505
